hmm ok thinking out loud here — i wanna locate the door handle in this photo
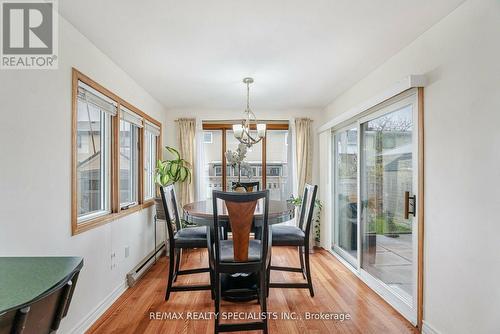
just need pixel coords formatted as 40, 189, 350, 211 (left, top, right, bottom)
404, 191, 416, 219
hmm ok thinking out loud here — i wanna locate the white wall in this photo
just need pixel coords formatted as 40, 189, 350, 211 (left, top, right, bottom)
320, 0, 500, 333
0, 16, 168, 333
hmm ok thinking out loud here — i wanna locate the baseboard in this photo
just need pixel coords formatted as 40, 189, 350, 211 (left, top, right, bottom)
422, 320, 441, 334
127, 245, 165, 287
70, 281, 128, 334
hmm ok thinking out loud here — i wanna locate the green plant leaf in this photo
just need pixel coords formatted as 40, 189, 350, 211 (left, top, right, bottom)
156, 159, 164, 170
179, 167, 188, 182
166, 146, 180, 160
160, 174, 170, 185
169, 161, 180, 179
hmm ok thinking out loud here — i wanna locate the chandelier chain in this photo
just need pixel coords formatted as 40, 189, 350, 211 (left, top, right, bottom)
233, 77, 266, 148
246, 80, 250, 111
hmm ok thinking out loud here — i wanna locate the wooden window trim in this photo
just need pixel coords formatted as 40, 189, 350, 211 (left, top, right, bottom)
138, 126, 144, 205
71, 68, 162, 236
202, 122, 289, 191
202, 123, 289, 130
142, 199, 156, 208
118, 117, 141, 211
143, 128, 162, 202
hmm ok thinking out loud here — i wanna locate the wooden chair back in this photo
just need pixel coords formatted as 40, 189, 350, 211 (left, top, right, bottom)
210, 190, 270, 266
0, 271, 80, 334
159, 185, 182, 244
298, 184, 318, 235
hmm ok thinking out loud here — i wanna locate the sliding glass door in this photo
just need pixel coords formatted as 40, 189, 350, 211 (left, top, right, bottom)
331, 91, 419, 324
332, 126, 358, 267
359, 97, 417, 322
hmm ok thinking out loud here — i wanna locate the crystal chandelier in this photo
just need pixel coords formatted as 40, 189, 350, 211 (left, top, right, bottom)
232, 77, 266, 148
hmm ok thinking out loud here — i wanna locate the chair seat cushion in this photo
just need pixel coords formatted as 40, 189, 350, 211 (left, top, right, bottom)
220, 239, 262, 262
271, 224, 305, 246
174, 226, 208, 248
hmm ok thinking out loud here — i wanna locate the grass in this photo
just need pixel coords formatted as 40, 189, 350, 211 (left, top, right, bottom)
367, 216, 411, 235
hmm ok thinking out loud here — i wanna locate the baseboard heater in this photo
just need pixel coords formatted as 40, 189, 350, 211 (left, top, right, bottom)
126, 243, 166, 287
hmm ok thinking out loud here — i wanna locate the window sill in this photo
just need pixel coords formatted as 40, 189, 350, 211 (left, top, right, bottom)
142, 199, 156, 208
117, 204, 142, 215
72, 201, 158, 236
120, 202, 139, 211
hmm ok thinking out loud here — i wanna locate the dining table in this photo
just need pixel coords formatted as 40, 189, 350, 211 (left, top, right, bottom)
0, 257, 83, 331
182, 198, 296, 301
183, 199, 295, 227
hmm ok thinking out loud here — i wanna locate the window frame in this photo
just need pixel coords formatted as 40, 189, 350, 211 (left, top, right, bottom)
143, 128, 159, 201
76, 107, 112, 223
119, 118, 140, 209
201, 122, 289, 191
71, 68, 162, 235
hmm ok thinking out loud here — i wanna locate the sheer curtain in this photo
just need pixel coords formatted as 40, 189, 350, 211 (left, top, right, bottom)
195, 118, 207, 201
295, 118, 314, 249
278, 118, 297, 226
176, 118, 196, 206
289, 117, 298, 197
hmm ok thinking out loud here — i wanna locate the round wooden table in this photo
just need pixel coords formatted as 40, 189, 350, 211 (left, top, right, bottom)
183, 199, 295, 226
182, 199, 295, 301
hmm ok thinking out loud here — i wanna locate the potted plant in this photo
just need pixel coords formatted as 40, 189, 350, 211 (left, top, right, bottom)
225, 143, 253, 190
154, 146, 192, 220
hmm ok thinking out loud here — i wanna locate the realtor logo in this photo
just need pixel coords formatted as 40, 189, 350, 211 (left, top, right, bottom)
1, 0, 58, 69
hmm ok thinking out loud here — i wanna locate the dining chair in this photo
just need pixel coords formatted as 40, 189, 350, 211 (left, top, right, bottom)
231, 181, 260, 192
160, 185, 213, 301
268, 184, 318, 297
0, 269, 80, 334
208, 190, 271, 334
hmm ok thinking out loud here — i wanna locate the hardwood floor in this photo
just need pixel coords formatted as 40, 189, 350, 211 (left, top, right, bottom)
87, 247, 417, 334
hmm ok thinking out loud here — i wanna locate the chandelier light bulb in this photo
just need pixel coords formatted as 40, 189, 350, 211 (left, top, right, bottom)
233, 124, 243, 139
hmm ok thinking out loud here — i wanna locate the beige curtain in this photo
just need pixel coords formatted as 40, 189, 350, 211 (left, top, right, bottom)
295, 118, 312, 195
176, 118, 196, 206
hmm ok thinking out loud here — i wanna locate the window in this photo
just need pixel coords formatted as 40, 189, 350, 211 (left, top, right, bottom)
226, 129, 263, 190
119, 106, 142, 208
200, 122, 289, 197
144, 121, 160, 200
267, 166, 281, 176
198, 130, 222, 199
72, 69, 162, 235
76, 82, 114, 222
265, 130, 291, 200
203, 131, 213, 144
214, 165, 222, 177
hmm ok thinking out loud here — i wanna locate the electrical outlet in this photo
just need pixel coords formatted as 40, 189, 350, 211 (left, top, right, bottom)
111, 252, 116, 270
125, 246, 130, 258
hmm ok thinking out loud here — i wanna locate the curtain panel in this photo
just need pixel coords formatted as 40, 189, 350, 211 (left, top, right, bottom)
295, 118, 312, 196
176, 118, 196, 206
194, 118, 206, 201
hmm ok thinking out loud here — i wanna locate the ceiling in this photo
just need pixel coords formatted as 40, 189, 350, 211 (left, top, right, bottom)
59, 0, 464, 110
